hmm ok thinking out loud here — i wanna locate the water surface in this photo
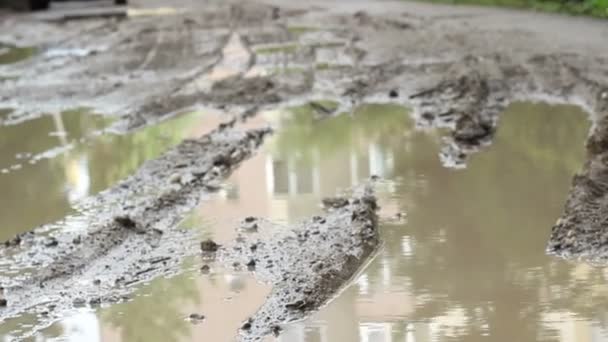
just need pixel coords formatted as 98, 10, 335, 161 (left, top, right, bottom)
2, 102, 603, 342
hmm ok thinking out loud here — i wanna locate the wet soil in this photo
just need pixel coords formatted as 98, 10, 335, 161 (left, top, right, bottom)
219, 186, 380, 341
0, 119, 270, 336
0, 0, 607, 340
548, 114, 608, 262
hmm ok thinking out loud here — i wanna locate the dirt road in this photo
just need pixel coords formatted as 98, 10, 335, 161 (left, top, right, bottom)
0, 0, 607, 340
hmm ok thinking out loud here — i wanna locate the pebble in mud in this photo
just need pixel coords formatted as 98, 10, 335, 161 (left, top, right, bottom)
0, 287, 6, 307
113, 215, 139, 230
200, 265, 211, 274
453, 115, 493, 144
201, 239, 220, 252
241, 217, 259, 232
321, 197, 349, 209
246, 259, 256, 271
45, 238, 58, 247
271, 325, 282, 337
241, 320, 253, 331
188, 313, 206, 324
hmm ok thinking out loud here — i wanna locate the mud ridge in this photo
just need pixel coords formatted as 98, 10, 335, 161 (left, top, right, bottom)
0, 120, 271, 336
547, 115, 608, 262
216, 185, 380, 341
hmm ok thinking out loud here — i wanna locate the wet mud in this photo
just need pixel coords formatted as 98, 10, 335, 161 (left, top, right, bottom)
1, 0, 608, 339
548, 115, 608, 262
0, 121, 271, 336
217, 185, 380, 341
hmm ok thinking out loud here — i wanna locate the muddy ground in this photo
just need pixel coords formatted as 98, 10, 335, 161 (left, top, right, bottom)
1, 0, 608, 340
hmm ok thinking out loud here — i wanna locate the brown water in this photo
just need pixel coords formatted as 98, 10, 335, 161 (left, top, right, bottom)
0, 110, 209, 241
2, 102, 605, 342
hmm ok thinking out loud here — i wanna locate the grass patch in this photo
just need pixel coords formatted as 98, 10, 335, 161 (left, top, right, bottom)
410, 0, 608, 18
287, 26, 318, 35
0, 43, 37, 65
254, 44, 299, 55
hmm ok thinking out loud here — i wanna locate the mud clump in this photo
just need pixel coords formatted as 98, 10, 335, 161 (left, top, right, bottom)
321, 197, 349, 209
189, 313, 206, 324
200, 239, 220, 252
218, 186, 380, 341
453, 115, 494, 145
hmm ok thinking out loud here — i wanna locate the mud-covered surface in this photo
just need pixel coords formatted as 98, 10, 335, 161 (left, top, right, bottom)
1, 1, 607, 140
547, 115, 608, 262
217, 186, 379, 341
1, 0, 608, 339
0, 121, 270, 336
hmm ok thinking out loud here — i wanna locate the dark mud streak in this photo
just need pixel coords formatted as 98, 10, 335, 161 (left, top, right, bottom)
217, 186, 380, 341
0, 121, 272, 333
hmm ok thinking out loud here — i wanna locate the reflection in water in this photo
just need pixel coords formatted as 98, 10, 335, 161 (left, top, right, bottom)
0, 110, 206, 241
99, 269, 201, 342
6, 102, 602, 342
278, 102, 598, 342
204, 102, 598, 342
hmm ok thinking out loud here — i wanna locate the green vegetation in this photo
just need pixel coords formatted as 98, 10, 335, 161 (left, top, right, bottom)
415, 0, 608, 17
287, 26, 318, 36
254, 44, 299, 55
0, 43, 37, 65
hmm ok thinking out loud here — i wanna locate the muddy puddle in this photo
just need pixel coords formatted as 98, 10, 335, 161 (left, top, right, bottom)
3, 101, 601, 341
0, 110, 213, 241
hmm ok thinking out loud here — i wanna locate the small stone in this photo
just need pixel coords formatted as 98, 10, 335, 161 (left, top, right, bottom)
421, 112, 435, 121
189, 313, 205, 324
246, 259, 256, 271
243, 223, 258, 232
272, 325, 282, 337
200, 239, 219, 252
73, 298, 86, 305
72, 236, 82, 244
389, 89, 399, 98
45, 238, 58, 247
114, 215, 137, 229
200, 265, 211, 274
168, 173, 182, 184
321, 197, 349, 209
0, 299, 7, 307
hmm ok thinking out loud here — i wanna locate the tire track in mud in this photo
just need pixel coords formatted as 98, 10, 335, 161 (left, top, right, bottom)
215, 186, 381, 342
2, 1, 608, 337
0, 119, 271, 337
